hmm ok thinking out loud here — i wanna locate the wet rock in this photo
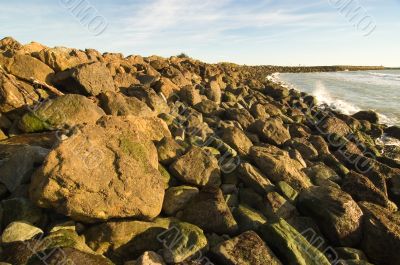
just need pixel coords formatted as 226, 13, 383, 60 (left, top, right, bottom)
250, 145, 312, 191
160, 222, 207, 263
30, 116, 165, 222
53, 62, 116, 96
212, 231, 282, 265
1, 221, 43, 243
180, 188, 238, 234
352, 110, 379, 124
359, 202, 400, 265
297, 186, 363, 247
162, 186, 199, 216
169, 146, 221, 187
259, 218, 331, 265
385, 125, 400, 140
249, 118, 290, 146
19, 94, 105, 132
99, 91, 155, 117
0, 144, 49, 192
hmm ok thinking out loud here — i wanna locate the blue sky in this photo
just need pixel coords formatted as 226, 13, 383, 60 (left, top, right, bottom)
1, 0, 399, 66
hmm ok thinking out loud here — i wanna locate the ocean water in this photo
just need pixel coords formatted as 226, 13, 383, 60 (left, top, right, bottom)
273, 70, 400, 127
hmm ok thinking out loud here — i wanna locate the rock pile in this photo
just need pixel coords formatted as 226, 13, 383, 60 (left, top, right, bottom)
0, 36, 399, 265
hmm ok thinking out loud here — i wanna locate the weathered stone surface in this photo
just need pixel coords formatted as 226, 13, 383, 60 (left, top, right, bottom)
169, 146, 221, 187
220, 126, 253, 156
30, 116, 165, 222
0, 72, 40, 112
181, 188, 238, 234
85, 218, 172, 258
359, 202, 400, 265
237, 162, 275, 195
19, 94, 105, 132
342, 171, 395, 210
285, 138, 318, 160
0, 144, 49, 191
162, 186, 199, 216
160, 222, 208, 263
212, 231, 282, 265
1, 221, 43, 243
250, 145, 312, 190
99, 91, 155, 117
319, 116, 352, 138
32, 46, 92, 71
224, 108, 254, 130
157, 137, 186, 165
233, 204, 267, 232
179, 85, 201, 106
53, 62, 116, 96
260, 218, 331, 265
249, 118, 291, 146
3, 54, 54, 83
125, 85, 169, 114
297, 186, 363, 247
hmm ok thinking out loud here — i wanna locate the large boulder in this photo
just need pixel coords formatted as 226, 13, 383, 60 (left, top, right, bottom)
220, 126, 253, 156
32, 47, 92, 72
19, 94, 105, 133
212, 231, 282, 265
162, 186, 199, 216
53, 62, 116, 96
250, 146, 312, 191
180, 188, 238, 234
2, 54, 54, 83
259, 218, 331, 265
0, 144, 48, 192
359, 202, 400, 265
237, 162, 275, 195
352, 110, 379, 124
249, 119, 291, 146
169, 146, 221, 187
29, 116, 166, 222
318, 116, 352, 138
297, 186, 363, 247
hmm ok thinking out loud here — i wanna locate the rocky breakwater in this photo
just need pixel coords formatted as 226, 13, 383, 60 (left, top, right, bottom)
0, 36, 399, 265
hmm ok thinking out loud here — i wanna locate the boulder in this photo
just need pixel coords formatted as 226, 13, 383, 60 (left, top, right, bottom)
237, 162, 275, 195
169, 146, 221, 187
156, 137, 186, 165
180, 188, 238, 234
30, 116, 165, 222
342, 171, 395, 210
130, 251, 166, 265
385, 126, 400, 140
160, 222, 208, 263
212, 231, 282, 265
125, 85, 169, 114
179, 85, 201, 106
19, 94, 105, 133
297, 186, 363, 247
0, 72, 40, 112
99, 91, 155, 117
1, 197, 43, 227
153, 77, 180, 99
1, 221, 43, 243
359, 202, 400, 265
259, 218, 331, 265
205, 80, 222, 103
85, 218, 172, 258
53, 62, 116, 96
162, 186, 199, 216
233, 204, 267, 232
250, 146, 312, 191
224, 108, 254, 130
220, 127, 253, 156
3, 54, 54, 83
318, 116, 352, 138
352, 110, 379, 124
0, 144, 49, 192
249, 119, 290, 146
32, 47, 92, 71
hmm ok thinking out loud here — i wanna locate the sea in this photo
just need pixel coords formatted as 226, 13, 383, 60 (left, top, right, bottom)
270, 70, 400, 127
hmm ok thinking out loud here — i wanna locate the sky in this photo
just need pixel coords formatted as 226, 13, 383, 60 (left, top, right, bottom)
1, 0, 399, 66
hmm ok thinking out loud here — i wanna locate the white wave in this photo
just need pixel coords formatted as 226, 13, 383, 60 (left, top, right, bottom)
312, 81, 361, 115
367, 72, 400, 81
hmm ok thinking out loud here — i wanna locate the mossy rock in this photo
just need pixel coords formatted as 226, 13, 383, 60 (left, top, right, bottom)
233, 204, 267, 232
